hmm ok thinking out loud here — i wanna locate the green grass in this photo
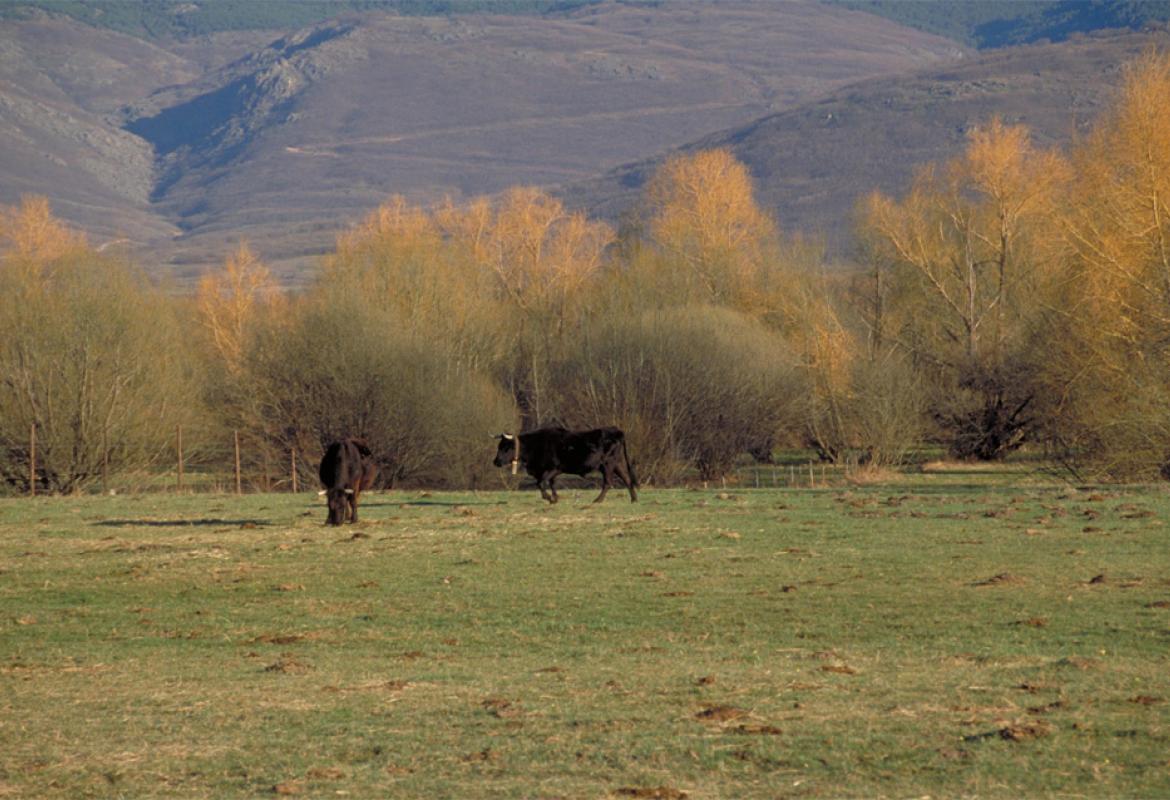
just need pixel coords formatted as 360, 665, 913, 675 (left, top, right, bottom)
2, 484, 1169, 798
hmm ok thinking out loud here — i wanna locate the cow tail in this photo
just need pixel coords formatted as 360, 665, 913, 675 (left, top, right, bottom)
622, 434, 638, 489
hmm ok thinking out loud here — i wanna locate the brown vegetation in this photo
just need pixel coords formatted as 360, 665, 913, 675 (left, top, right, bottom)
4, 50, 1170, 490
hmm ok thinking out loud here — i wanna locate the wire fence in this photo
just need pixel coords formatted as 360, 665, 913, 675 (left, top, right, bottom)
10, 423, 933, 497
9, 424, 325, 497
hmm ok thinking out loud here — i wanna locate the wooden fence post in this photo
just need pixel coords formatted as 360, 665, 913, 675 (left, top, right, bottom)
234, 431, 242, 495
29, 423, 36, 498
176, 425, 184, 492
291, 450, 298, 493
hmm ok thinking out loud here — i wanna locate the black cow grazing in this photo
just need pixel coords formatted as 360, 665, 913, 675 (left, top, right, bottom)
494, 426, 637, 504
318, 438, 378, 525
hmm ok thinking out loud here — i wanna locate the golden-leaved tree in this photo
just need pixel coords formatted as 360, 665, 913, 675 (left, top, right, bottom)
859, 118, 1068, 459
194, 242, 292, 485
436, 187, 614, 427
634, 148, 788, 317
197, 242, 285, 374
327, 195, 503, 369
1055, 50, 1170, 477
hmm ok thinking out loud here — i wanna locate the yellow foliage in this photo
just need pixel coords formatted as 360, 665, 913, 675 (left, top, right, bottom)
860, 118, 1067, 367
1066, 49, 1170, 344
0, 196, 89, 279
437, 187, 613, 321
643, 149, 782, 313
196, 242, 282, 373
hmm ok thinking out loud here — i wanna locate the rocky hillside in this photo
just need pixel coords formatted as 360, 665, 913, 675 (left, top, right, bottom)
563, 29, 1168, 256
1, 0, 965, 280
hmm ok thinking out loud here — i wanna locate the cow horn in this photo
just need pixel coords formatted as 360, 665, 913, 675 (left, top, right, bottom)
502, 433, 514, 441
344, 488, 355, 495
317, 490, 327, 496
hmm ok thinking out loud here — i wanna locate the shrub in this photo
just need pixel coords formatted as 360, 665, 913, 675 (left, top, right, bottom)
244, 300, 514, 489
0, 251, 198, 493
549, 305, 801, 482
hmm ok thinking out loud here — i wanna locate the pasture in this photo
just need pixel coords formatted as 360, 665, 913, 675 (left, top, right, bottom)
2, 481, 1169, 798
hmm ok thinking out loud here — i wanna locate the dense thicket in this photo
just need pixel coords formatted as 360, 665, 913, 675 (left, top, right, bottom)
0, 199, 199, 492
4, 51, 1170, 492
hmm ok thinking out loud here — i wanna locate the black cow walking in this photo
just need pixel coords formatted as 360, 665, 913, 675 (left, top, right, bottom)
493, 426, 637, 504
319, 438, 378, 525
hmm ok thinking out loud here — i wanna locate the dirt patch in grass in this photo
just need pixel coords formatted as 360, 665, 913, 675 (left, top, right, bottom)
999, 720, 1052, 741
462, 747, 495, 763
732, 723, 783, 735
964, 720, 1052, 743
1130, 695, 1163, 706
264, 656, 311, 674
614, 787, 688, 799
251, 633, 306, 645
482, 697, 522, 718
695, 705, 749, 723
322, 680, 408, 694
971, 572, 1026, 587
1054, 656, 1100, 670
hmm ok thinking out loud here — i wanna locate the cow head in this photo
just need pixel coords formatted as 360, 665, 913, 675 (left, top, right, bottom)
493, 433, 519, 472
325, 487, 354, 526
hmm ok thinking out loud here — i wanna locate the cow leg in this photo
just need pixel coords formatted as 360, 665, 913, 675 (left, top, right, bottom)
538, 475, 555, 504
613, 462, 638, 502
349, 489, 360, 524
537, 472, 563, 504
593, 467, 612, 503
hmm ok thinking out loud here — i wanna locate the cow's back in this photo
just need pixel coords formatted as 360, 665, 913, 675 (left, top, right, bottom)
320, 439, 365, 489
319, 441, 345, 488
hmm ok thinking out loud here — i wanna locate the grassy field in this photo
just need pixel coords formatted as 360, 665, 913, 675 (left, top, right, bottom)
2, 480, 1169, 798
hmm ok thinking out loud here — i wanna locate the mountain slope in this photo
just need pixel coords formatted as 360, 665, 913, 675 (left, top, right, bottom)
830, 0, 1170, 49
0, 12, 275, 247
562, 30, 1167, 254
2, 0, 967, 280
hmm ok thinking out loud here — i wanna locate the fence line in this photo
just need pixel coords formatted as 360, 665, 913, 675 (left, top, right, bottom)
29, 423, 36, 498
233, 431, 242, 495
176, 425, 184, 492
